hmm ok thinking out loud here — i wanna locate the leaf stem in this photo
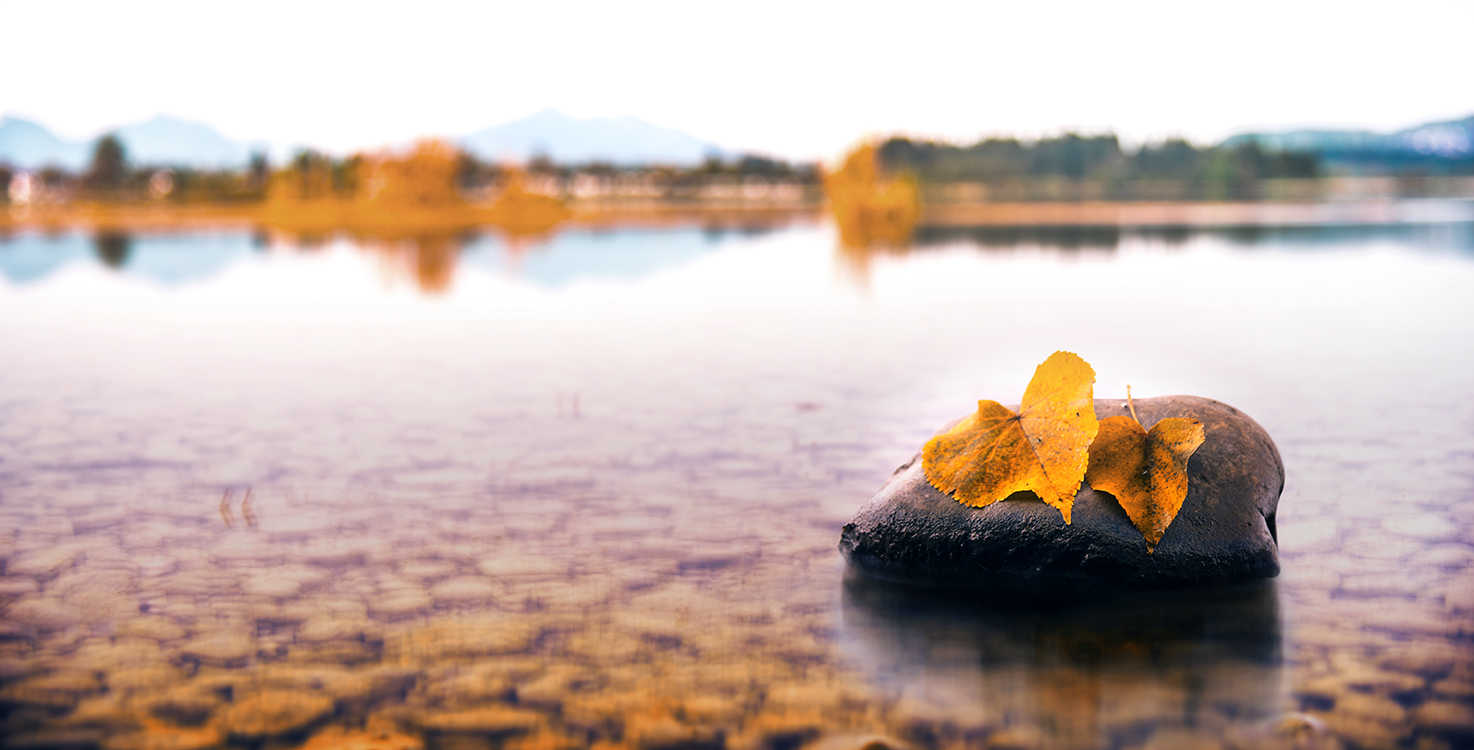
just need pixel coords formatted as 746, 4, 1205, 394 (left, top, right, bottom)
1127, 385, 1140, 424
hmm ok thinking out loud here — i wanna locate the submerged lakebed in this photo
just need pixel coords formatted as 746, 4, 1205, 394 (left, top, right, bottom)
1, 220, 1473, 749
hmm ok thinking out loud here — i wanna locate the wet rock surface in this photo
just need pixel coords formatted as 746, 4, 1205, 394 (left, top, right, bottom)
841, 396, 1284, 591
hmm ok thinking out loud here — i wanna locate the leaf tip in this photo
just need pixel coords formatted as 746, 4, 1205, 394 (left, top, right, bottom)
1054, 496, 1073, 525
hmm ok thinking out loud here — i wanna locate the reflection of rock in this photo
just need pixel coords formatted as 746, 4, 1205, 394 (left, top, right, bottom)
841, 573, 1283, 750
841, 396, 1282, 591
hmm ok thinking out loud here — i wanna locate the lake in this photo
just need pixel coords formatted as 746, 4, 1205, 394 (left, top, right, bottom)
1, 218, 1472, 750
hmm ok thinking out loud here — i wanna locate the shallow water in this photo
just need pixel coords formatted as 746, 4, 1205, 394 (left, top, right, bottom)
1, 221, 1472, 750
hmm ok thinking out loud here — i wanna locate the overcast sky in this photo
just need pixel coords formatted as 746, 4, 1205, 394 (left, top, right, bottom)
5, 0, 1471, 160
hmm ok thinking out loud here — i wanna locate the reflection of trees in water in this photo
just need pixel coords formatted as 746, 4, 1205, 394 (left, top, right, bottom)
913, 225, 1125, 251
841, 575, 1282, 749
703, 223, 784, 243
92, 231, 132, 269
907, 223, 1474, 253
834, 240, 911, 289
496, 230, 554, 277
1214, 222, 1474, 251
271, 230, 466, 294
410, 235, 458, 293
294, 234, 330, 251
836, 225, 1127, 281
363, 234, 462, 294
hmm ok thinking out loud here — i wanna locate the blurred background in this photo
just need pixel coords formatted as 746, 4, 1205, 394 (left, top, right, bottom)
2, 3, 1473, 750
3, 0, 1472, 220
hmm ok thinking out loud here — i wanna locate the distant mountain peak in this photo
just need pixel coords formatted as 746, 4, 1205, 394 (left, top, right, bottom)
0, 114, 258, 170
113, 115, 256, 168
0, 115, 90, 169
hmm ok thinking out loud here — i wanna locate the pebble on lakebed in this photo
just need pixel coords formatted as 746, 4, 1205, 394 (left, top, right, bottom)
840, 395, 1284, 591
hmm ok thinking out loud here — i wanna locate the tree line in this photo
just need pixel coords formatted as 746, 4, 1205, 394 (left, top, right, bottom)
878, 134, 1319, 184
1, 134, 819, 206
8, 129, 1465, 207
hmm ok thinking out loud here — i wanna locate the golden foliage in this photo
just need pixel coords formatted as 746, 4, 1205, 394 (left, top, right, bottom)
1085, 393, 1206, 551
823, 144, 919, 248
364, 140, 462, 207
263, 142, 465, 236
923, 352, 1099, 522
488, 169, 571, 235
267, 162, 334, 204
261, 143, 570, 242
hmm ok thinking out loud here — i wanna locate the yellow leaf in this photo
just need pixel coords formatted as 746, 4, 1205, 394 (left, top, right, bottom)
922, 352, 1099, 523
1085, 415, 1206, 551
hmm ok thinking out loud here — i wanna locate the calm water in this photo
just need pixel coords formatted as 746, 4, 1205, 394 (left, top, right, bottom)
1, 220, 1472, 750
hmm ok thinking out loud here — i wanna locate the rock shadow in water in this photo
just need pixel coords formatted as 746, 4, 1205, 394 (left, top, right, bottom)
839, 574, 1284, 749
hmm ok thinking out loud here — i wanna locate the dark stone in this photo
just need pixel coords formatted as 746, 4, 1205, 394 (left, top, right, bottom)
839, 396, 1283, 591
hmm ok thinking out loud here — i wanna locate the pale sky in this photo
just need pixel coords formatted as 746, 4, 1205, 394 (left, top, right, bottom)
5, 0, 1471, 161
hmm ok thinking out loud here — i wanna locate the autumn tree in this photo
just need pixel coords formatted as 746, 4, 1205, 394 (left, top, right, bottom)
365, 139, 462, 207
823, 144, 919, 248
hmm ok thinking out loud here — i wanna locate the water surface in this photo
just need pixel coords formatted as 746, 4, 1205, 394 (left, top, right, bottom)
1, 221, 1472, 749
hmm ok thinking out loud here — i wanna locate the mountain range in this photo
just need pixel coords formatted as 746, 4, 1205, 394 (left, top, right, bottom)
1223, 116, 1473, 159
2, 111, 1471, 172
0, 110, 724, 171
0, 117, 91, 170
0, 115, 268, 171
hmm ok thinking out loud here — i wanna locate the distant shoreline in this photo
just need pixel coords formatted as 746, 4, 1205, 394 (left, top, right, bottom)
3, 197, 1471, 236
